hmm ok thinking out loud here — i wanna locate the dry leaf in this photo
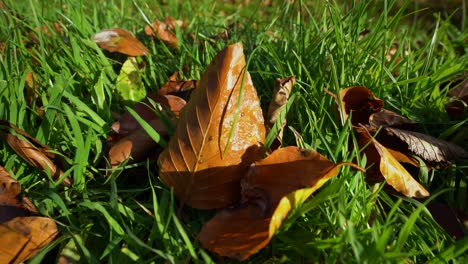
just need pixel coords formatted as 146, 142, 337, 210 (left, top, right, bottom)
446, 73, 468, 119
198, 146, 362, 260
265, 76, 295, 149
339, 86, 384, 126
144, 18, 184, 48
0, 121, 71, 186
93, 28, 149, 56
158, 43, 265, 209
0, 166, 59, 264
360, 131, 429, 198
383, 127, 468, 165
369, 109, 419, 130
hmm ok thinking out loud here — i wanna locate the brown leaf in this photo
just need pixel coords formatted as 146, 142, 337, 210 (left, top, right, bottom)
0, 121, 71, 186
360, 131, 429, 198
0, 217, 58, 264
198, 146, 362, 260
112, 94, 186, 136
93, 28, 149, 56
144, 18, 184, 48
369, 109, 419, 130
108, 119, 166, 168
158, 43, 265, 209
0, 166, 58, 264
339, 86, 384, 126
446, 73, 468, 119
383, 127, 468, 165
158, 74, 198, 100
265, 76, 295, 149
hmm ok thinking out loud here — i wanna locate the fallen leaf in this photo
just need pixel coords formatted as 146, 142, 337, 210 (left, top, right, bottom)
0, 121, 71, 186
369, 109, 419, 130
0, 166, 59, 264
339, 86, 384, 126
446, 73, 468, 119
158, 43, 265, 209
383, 127, 468, 165
158, 73, 198, 100
116, 57, 147, 103
198, 146, 362, 260
93, 28, 149, 56
265, 76, 295, 149
144, 17, 185, 48
359, 131, 429, 198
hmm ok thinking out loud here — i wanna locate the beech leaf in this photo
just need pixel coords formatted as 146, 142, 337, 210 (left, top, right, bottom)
144, 18, 184, 48
0, 166, 58, 264
116, 57, 146, 103
0, 121, 71, 186
93, 28, 149, 56
384, 127, 468, 164
360, 131, 430, 198
339, 86, 384, 126
158, 43, 265, 209
198, 146, 362, 260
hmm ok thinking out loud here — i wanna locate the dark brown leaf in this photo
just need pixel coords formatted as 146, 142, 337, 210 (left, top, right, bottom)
144, 18, 185, 48
158, 43, 265, 209
383, 127, 468, 164
339, 86, 384, 126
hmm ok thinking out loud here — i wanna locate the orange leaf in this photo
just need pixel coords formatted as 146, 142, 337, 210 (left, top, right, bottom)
0, 121, 71, 186
144, 19, 181, 48
360, 132, 429, 198
0, 217, 58, 264
158, 43, 265, 209
198, 146, 362, 260
93, 28, 149, 57
0, 166, 58, 264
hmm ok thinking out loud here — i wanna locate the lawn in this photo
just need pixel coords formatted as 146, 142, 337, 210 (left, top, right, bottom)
0, 0, 467, 263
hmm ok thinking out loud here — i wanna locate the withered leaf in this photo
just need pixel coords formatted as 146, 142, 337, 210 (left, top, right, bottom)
158, 72, 198, 100
0, 121, 71, 186
93, 28, 149, 56
265, 76, 295, 149
383, 127, 468, 164
360, 131, 429, 198
0, 166, 59, 264
0, 217, 58, 264
339, 86, 383, 126
369, 109, 419, 130
446, 74, 468, 119
198, 146, 362, 260
144, 18, 184, 48
158, 43, 265, 209
108, 94, 185, 168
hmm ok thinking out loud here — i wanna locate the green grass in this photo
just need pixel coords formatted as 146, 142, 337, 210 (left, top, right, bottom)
1, 0, 467, 263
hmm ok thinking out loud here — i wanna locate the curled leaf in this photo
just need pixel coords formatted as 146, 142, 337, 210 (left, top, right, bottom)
339, 86, 383, 126
265, 76, 295, 149
158, 43, 265, 209
144, 17, 185, 48
0, 121, 70, 186
198, 146, 362, 260
360, 131, 429, 198
93, 28, 149, 56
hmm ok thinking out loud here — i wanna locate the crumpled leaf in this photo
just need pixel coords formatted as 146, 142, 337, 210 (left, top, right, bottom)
359, 131, 429, 198
93, 28, 149, 56
198, 146, 362, 260
144, 17, 185, 48
339, 86, 384, 126
265, 76, 295, 149
158, 72, 198, 100
0, 166, 59, 264
158, 43, 265, 209
116, 57, 146, 103
0, 121, 71, 186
